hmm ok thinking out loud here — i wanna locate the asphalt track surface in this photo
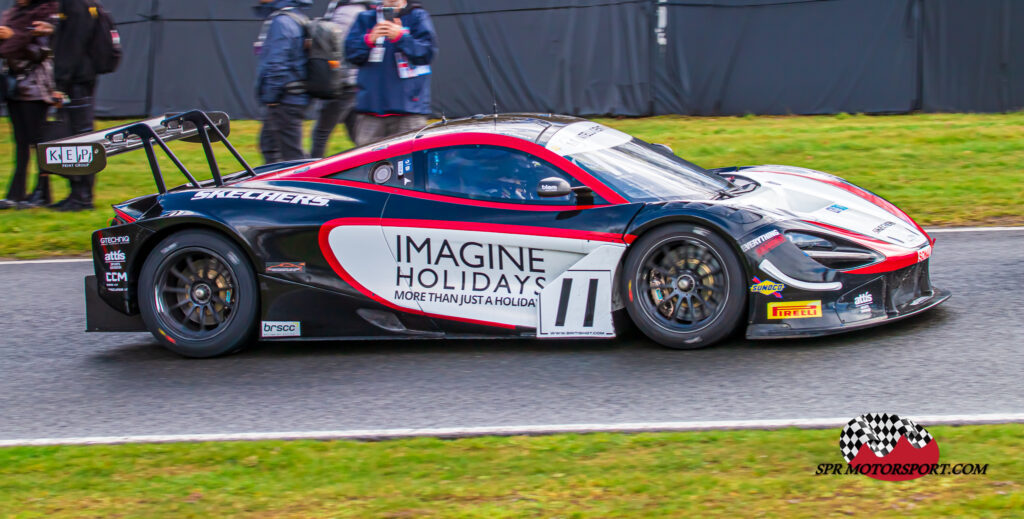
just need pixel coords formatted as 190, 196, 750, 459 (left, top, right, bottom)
1, 229, 1022, 441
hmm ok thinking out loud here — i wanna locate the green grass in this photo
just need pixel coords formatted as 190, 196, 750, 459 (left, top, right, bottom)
1, 112, 1022, 259
1, 425, 1021, 518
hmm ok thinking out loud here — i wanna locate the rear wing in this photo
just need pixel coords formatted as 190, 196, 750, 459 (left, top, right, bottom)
38, 110, 257, 194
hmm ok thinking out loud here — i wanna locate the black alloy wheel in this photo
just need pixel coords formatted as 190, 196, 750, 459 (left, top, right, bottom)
623, 224, 746, 349
139, 230, 258, 358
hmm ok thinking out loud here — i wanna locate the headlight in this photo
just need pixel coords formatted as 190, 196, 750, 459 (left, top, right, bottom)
786, 232, 835, 251
785, 231, 881, 270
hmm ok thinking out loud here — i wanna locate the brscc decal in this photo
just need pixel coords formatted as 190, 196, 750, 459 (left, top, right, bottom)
191, 190, 330, 207
767, 300, 822, 319
261, 321, 301, 338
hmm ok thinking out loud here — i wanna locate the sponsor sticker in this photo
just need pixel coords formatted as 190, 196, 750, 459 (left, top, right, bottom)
45, 145, 93, 165
917, 247, 932, 263
767, 300, 822, 319
191, 190, 330, 207
261, 321, 301, 338
105, 272, 127, 283
854, 291, 873, 307
265, 262, 306, 273
825, 204, 848, 213
750, 277, 784, 298
741, 229, 781, 253
99, 235, 130, 246
872, 221, 896, 234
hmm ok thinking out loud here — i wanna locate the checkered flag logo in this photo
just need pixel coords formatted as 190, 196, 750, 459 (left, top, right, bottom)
839, 413, 934, 463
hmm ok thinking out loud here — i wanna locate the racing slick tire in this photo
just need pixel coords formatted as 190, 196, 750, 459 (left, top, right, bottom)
138, 230, 259, 358
622, 224, 746, 349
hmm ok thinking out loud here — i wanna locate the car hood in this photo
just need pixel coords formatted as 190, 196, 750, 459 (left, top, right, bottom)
721, 165, 929, 249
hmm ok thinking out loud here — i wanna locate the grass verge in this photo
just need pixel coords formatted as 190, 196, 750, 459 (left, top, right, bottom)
1, 425, 1022, 518
1, 112, 1022, 259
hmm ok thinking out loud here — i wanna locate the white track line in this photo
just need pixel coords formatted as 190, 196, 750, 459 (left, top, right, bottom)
926, 226, 1023, 233
2, 413, 1022, 447
0, 258, 91, 266
0, 227, 1020, 267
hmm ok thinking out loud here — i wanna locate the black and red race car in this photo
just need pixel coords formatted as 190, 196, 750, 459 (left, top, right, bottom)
40, 110, 949, 357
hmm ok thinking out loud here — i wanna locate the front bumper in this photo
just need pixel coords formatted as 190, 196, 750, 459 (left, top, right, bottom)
746, 260, 950, 340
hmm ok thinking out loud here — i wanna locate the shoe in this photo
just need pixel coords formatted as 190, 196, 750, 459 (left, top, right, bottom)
24, 189, 51, 207
54, 199, 94, 212
49, 198, 70, 209
0, 199, 18, 210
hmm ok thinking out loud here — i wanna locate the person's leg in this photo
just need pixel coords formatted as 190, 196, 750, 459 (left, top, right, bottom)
259, 105, 281, 164
310, 98, 342, 159
23, 101, 52, 206
3, 100, 30, 204
277, 103, 307, 162
339, 87, 359, 144
353, 114, 388, 147
389, 114, 429, 136
64, 81, 97, 207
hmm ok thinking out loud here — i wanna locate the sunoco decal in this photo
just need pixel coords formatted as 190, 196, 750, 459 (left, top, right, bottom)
325, 223, 624, 329
191, 190, 330, 207
767, 300, 822, 319
750, 277, 784, 298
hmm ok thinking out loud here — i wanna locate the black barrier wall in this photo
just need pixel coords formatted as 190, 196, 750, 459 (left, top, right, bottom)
1, 0, 1019, 118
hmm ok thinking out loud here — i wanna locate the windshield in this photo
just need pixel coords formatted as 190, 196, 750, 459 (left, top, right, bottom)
544, 122, 732, 202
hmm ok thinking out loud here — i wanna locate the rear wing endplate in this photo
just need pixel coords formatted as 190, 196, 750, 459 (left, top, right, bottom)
37, 110, 256, 194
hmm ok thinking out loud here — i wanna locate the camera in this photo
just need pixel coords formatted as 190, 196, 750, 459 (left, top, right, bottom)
382, 7, 397, 21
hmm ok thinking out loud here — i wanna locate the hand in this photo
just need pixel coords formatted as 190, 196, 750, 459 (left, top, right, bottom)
32, 21, 53, 36
0, 26, 13, 40
371, 21, 403, 41
52, 91, 67, 107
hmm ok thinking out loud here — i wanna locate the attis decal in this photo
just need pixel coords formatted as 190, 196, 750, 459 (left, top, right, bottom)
839, 413, 940, 481
767, 300, 822, 319
750, 277, 784, 298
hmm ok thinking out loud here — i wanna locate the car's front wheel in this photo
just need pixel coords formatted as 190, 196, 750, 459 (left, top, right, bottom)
138, 230, 259, 358
622, 224, 746, 349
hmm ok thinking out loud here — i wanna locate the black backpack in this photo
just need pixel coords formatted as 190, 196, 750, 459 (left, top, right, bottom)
277, 10, 346, 100
86, 0, 122, 75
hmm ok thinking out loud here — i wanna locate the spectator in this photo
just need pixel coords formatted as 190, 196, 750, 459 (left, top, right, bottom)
48, 0, 99, 211
309, 0, 374, 158
253, 0, 312, 164
0, 0, 59, 211
345, 0, 437, 146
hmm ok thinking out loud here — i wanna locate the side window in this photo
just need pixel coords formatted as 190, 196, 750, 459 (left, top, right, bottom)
426, 145, 576, 204
329, 154, 416, 189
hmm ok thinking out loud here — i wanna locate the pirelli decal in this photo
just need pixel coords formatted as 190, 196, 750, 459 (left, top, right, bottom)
767, 300, 823, 319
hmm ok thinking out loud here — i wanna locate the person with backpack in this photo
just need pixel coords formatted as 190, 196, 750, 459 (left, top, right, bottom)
253, 0, 312, 164
43, 0, 120, 211
345, 0, 437, 146
309, 0, 374, 158
0, 0, 59, 211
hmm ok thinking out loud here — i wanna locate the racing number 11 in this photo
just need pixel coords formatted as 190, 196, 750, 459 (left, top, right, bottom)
539, 271, 615, 337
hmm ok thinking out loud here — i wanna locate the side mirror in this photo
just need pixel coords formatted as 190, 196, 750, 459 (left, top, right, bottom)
537, 177, 572, 198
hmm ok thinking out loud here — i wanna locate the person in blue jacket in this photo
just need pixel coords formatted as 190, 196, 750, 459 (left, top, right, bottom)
252, 0, 311, 164
345, 0, 437, 146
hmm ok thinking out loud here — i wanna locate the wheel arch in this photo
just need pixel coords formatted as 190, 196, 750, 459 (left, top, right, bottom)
130, 217, 262, 306
624, 213, 755, 280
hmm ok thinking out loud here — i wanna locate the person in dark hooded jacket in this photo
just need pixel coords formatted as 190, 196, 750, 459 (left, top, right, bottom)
345, 0, 436, 146
253, 0, 311, 164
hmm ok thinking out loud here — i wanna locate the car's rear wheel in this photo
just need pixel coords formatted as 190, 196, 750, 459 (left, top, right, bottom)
622, 224, 746, 349
138, 230, 258, 358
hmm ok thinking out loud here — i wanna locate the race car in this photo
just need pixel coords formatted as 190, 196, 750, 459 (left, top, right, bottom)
40, 110, 950, 358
